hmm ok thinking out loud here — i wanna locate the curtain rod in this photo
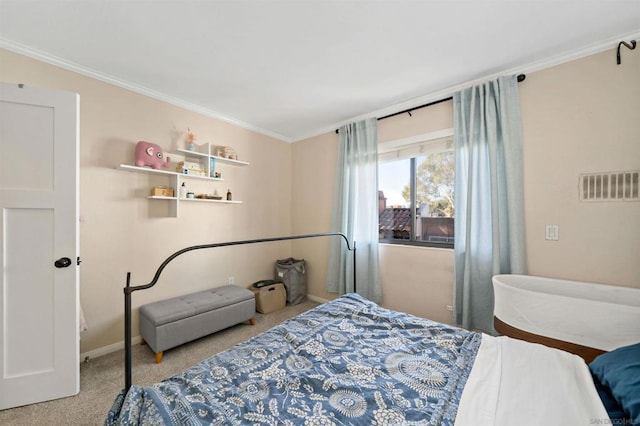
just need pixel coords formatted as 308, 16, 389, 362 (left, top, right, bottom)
335, 73, 526, 134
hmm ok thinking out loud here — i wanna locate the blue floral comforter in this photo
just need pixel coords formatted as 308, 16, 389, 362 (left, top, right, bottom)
105, 293, 481, 425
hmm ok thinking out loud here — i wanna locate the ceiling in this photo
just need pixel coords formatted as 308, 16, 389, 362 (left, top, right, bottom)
1, 1, 639, 142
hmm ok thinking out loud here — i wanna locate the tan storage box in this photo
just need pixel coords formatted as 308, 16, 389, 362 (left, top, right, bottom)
253, 283, 286, 314
151, 186, 174, 197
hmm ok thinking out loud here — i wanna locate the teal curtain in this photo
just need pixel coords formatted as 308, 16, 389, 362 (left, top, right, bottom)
326, 118, 381, 303
453, 75, 527, 333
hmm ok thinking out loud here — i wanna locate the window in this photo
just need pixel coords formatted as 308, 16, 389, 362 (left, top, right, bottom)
378, 133, 454, 248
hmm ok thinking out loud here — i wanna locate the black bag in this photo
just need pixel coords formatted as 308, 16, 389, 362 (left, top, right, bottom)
252, 279, 280, 289
274, 257, 306, 305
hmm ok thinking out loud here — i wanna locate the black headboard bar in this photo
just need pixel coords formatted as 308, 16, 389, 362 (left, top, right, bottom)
123, 232, 355, 392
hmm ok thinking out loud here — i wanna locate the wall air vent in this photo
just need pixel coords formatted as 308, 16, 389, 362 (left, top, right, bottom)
579, 170, 639, 202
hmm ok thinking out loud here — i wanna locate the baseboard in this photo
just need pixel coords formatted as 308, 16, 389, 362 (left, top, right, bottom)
306, 294, 330, 304
81, 294, 329, 362
80, 335, 142, 362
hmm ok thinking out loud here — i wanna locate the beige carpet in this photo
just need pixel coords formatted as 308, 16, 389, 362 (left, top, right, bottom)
0, 300, 319, 425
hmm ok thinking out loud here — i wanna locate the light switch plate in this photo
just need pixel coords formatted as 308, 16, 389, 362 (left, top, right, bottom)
545, 225, 559, 241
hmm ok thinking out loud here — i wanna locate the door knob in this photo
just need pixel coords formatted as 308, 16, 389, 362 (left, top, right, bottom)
54, 257, 72, 268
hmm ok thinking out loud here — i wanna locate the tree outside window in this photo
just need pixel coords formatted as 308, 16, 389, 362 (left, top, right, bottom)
402, 151, 454, 217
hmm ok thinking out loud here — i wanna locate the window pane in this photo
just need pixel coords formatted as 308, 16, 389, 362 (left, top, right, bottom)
414, 151, 454, 244
378, 144, 454, 247
378, 159, 411, 240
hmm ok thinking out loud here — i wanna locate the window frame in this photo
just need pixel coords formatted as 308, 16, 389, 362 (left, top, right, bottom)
378, 130, 454, 249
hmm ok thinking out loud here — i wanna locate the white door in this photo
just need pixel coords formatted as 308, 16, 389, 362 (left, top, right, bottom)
0, 82, 79, 409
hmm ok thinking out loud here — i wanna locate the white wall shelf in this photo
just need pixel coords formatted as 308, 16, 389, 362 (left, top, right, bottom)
118, 164, 223, 181
148, 195, 176, 200
177, 147, 250, 167
118, 142, 247, 217
147, 195, 241, 204
178, 197, 241, 204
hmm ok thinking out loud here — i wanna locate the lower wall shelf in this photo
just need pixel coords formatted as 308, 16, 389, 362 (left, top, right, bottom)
148, 196, 241, 204
147, 195, 242, 217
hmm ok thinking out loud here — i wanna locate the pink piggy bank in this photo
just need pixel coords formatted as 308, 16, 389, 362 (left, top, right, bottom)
135, 141, 171, 169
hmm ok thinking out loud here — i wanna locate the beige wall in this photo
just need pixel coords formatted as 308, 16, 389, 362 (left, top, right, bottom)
521, 49, 640, 286
290, 132, 339, 301
292, 46, 640, 325
1, 48, 293, 354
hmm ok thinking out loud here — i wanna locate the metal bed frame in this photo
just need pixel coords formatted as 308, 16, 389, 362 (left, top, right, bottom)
122, 232, 356, 392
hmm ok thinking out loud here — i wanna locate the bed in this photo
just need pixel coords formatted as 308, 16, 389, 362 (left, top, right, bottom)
105, 234, 638, 425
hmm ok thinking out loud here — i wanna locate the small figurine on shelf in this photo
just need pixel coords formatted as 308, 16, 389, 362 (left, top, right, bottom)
186, 128, 196, 151
226, 189, 232, 201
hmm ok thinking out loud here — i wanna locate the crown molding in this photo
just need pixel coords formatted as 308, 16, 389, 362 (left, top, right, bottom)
0, 37, 293, 143
292, 29, 640, 143
3, 27, 638, 145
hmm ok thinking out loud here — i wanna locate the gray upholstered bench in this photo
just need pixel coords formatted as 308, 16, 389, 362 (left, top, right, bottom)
139, 285, 256, 363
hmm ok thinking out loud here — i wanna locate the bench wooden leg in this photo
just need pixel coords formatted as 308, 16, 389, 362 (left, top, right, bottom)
249, 318, 256, 325
141, 338, 146, 346
155, 351, 163, 364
